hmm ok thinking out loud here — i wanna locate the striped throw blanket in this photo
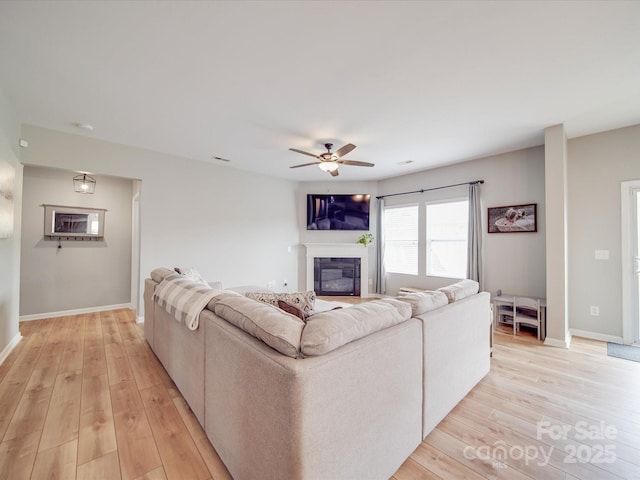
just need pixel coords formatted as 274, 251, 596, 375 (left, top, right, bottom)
153, 273, 218, 330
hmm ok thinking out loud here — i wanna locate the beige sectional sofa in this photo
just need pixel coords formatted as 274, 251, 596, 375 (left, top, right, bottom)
144, 269, 490, 480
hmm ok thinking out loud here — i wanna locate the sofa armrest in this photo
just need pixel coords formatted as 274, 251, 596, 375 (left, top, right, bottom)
143, 278, 157, 348
416, 291, 491, 437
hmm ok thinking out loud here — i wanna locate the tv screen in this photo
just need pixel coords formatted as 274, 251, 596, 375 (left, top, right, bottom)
307, 194, 371, 231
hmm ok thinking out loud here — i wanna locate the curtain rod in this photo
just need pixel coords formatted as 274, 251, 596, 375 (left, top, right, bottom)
375, 180, 484, 200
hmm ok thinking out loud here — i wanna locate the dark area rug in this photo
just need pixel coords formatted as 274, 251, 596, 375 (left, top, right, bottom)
607, 342, 640, 363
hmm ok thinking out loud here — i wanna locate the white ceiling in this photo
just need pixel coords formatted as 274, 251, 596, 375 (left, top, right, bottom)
1, 1, 639, 182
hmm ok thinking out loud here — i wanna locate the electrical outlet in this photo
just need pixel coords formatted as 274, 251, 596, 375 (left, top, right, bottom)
590, 306, 600, 316
267, 280, 275, 289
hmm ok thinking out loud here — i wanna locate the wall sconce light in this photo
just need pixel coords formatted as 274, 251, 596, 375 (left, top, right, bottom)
73, 173, 96, 194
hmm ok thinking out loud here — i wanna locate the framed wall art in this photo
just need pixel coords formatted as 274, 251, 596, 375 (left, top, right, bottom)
488, 203, 537, 233
43, 204, 106, 239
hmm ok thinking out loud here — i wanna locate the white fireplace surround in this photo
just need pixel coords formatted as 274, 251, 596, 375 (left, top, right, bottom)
304, 243, 369, 297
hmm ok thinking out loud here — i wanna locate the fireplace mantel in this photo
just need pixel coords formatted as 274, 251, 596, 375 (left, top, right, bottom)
304, 243, 369, 297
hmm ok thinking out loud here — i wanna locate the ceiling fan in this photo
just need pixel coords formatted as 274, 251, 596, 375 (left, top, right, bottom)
289, 143, 374, 177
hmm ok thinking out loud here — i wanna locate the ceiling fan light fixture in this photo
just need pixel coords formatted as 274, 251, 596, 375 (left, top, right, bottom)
318, 162, 339, 172
289, 142, 372, 173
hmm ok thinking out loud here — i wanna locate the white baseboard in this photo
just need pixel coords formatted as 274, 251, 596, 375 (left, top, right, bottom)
544, 333, 572, 349
0, 332, 23, 367
570, 328, 624, 344
19, 303, 133, 322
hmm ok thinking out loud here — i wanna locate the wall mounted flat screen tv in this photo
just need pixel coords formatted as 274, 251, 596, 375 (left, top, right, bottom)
307, 194, 370, 231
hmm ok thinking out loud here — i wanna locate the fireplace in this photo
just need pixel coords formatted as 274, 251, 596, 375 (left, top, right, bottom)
314, 257, 361, 296
304, 243, 370, 297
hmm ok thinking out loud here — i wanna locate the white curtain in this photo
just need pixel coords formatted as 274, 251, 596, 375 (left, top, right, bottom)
375, 197, 385, 294
467, 183, 483, 289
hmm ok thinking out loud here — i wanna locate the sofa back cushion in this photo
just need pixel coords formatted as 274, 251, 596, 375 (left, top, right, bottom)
301, 298, 412, 356
205, 290, 243, 311
396, 291, 448, 316
213, 295, 305, 358
438, 279, 479, 303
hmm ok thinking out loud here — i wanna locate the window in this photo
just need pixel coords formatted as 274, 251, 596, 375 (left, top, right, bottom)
426, 200, 468, 278
384, 205, 419, 275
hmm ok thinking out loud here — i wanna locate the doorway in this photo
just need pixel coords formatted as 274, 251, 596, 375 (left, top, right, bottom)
19, 166, 141, 319
622, 180, 640, 345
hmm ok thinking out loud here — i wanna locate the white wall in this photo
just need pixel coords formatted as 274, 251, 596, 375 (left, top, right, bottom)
567, 124, 640, 339
20, 125, 300, 315
20, 166, 133, 316
297, 181, 378, 292
378, 147, 546, 297
17, 121, 639, 342
0, 87, 23, 360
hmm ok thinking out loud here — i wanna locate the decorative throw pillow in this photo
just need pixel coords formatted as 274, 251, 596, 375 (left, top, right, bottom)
277, 300, 309, 322
174, 267, 209, 286
245, 291, 316, 314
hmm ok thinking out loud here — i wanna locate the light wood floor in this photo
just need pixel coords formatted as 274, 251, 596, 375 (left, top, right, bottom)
1, 310, 639, 479
393, 325, 640, 480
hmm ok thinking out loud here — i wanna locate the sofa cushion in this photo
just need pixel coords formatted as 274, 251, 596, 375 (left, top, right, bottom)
245, 291, 316, 314
301, 298, 411, 356
213, 295, 304, 358
205, 290, 243, 311
396, 291, 448, 316
150, 267, 175, 283
438, 279, 480, 303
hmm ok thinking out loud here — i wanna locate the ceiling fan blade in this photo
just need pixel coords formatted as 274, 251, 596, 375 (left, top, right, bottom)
289, 148, 320, 159
337, 160, 375, 167
333, 143, 356, 158
329, 168, 339, 177
290, 162, 321, 169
